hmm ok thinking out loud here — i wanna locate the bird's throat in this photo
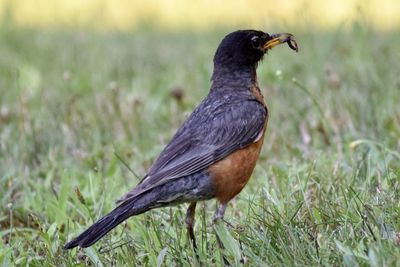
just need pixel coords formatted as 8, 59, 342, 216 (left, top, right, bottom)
211, 65, 258, 90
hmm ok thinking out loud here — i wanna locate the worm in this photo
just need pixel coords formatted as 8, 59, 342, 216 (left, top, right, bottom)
287, 37, 299, 52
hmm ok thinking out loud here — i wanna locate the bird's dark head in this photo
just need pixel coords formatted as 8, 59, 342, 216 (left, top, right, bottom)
213, 30, 298, 72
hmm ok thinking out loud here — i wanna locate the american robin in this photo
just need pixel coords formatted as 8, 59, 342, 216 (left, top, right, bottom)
64, 30, 298, 250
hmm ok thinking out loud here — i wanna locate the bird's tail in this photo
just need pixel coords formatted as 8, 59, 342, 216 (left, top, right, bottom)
64, 196, 149, 249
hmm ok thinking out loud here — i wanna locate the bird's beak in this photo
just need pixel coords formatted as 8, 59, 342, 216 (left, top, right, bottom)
263, 33, 298, 52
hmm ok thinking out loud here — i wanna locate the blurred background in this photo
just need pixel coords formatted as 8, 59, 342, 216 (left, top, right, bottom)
1, 0, 399, 266
1, 0, 400, 30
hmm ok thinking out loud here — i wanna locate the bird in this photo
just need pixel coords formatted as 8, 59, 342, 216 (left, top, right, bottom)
64, 30, 298, 250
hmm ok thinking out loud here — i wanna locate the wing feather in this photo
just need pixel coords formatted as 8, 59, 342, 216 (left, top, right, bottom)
117, 90, 267, 203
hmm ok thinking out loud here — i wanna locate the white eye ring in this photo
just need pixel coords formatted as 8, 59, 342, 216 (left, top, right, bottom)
251, 36, 260, 46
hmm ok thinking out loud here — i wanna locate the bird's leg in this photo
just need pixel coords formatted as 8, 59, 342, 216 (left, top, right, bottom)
212, 203, 230, 266
186, 202, 197, 250
213, 203, 227, 224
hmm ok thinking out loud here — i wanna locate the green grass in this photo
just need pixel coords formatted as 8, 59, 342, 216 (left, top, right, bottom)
0, 23, 399, 266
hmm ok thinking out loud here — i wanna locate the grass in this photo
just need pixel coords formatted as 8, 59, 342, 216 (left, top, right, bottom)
0, 22, 399, 266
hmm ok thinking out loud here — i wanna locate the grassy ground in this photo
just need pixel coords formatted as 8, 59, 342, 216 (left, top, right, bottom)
0, 23, 399, 266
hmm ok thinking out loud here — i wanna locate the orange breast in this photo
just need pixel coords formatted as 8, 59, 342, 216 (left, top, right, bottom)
250, 82, 265, 106
209, 82, 267, 204
209, 131, 265, 204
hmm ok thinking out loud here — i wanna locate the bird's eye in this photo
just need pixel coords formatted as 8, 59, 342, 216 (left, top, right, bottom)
251, 36, 260, 47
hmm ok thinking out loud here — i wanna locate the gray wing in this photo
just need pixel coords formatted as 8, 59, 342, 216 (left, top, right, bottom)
117, 90, 267, 203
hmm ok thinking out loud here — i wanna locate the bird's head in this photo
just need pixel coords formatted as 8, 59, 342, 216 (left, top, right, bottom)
213, 30, 298, 71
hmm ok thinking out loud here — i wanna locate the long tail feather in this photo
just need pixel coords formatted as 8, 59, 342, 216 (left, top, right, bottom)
64, 198, 148, 249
